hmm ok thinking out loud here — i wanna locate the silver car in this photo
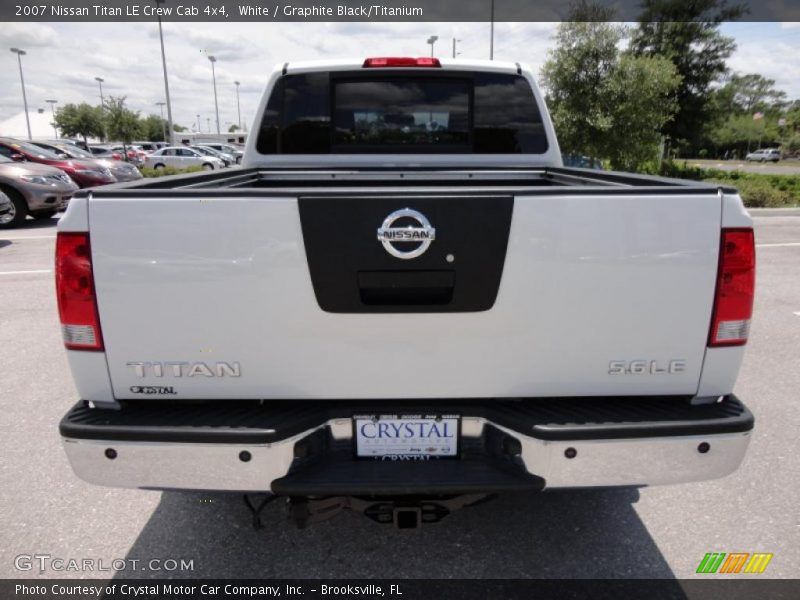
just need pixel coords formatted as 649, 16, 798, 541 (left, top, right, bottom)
192, 145, 235, 167
745, 148, 781, 162
0, 190, 11, 220
199, 143, 244, 164
34, 141, 143, 183
144, 147, 225, 170
0, 155, 78, 228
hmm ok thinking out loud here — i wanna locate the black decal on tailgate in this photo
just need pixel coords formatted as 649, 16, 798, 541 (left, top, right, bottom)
298, 195, 513, 312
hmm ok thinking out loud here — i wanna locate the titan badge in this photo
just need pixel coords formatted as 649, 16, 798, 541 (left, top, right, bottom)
126, 361, 241, 377
377, 208, 436, 259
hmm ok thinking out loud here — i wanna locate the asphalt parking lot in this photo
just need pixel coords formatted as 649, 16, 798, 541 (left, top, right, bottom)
1, 213, 798, 580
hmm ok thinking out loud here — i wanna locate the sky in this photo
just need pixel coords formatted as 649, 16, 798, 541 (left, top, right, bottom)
0, 21, 798, 134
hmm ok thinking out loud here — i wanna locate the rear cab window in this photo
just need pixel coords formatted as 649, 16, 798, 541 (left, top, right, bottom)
256, 70, 548, 155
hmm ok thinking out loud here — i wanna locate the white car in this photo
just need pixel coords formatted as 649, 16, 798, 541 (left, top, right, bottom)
144, 146, 225, 170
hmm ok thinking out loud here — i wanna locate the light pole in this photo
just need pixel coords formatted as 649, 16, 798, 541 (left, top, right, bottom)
46, 99, 58, 138
95, 76, 105, 107
233, 81, 241, 130
207, 117, 211, 134
427, 36, 438, 58
490, 0, 495, 60
196, 114, 201, 133
207, 55, 220, 135
155, 0, 174, 145
10, 48, 32, 140
452, 38, 462, 58
95, 77, 106, 141
155, 101, 167, 141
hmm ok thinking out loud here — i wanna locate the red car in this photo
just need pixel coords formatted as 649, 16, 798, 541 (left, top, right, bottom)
0, 138, 116, 188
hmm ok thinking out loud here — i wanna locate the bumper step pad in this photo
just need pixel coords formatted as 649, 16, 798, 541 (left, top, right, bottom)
60, 395, 753, 444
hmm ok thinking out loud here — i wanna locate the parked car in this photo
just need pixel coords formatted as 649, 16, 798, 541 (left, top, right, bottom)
144, 146, 225, 170
89, 144, 145, 167
32, 141, 142, 183
57, 58, 755, 528
57, 138, 90, 151
0, 138, 115, 189
191, 145, 235, 167
200, 143, 244, 164
0, 190, 11, 220
745, 148, 781, 162
0, 154, 78, 228
133, 141, 168, 153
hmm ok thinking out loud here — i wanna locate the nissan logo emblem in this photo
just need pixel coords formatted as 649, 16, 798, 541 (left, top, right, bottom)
376, 208, 436, 260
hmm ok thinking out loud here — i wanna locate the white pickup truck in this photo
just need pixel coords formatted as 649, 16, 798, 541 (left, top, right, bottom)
57, 58, 755, 528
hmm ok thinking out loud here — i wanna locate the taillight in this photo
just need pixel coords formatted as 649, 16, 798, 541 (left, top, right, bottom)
55, 232, 104, 351
363, 57, 441, 68
708, 228, 755, 347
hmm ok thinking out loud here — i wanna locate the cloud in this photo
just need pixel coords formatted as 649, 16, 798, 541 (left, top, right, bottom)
150, 24, 261, 61
0, 21, 797, 135
727, 39, 800, 99
0, 23, 59, 48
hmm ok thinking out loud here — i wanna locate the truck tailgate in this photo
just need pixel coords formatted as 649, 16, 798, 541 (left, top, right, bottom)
89, 191, 721, 400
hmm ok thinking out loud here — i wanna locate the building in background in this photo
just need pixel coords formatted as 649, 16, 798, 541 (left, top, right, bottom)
0, 110, 57, 139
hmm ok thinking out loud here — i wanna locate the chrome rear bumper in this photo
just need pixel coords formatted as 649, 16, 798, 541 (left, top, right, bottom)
60, 396, 753, 493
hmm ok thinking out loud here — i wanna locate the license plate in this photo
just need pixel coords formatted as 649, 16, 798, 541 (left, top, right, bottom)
354, 414, 459, 458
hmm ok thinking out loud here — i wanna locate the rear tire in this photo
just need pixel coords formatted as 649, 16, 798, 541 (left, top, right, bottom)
153, 163, 165, 170
0, 187, 28, 229
202, 163, 214, 171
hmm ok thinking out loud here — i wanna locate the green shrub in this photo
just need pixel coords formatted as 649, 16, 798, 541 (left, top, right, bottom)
658, 160, 799, 208
706, 178, 793, 208
140, 165, 204, 178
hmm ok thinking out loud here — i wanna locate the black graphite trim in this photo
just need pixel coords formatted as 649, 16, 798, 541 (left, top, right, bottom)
59, 395, 753, 444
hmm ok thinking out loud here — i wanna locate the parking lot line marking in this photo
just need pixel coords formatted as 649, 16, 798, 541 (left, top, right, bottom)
0, 235, 56, 240
756, 242, 800, 248
0, 269, 52, 275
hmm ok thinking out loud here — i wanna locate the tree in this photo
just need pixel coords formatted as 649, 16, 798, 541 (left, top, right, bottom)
140, 114, 168, 141
703, 74, 795, 157
630, 0, 746, 155
540, 11, 680, 170
721, 73, 787, 114
540, 19, 623, 161
173, 123, 188, 132
603, 54, 681, 169
103, 96, 142, 158
228, 124, 241, 133
53, 103, 104, 146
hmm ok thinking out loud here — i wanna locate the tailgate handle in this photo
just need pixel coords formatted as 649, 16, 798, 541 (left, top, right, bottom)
358, 271, 455, 306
